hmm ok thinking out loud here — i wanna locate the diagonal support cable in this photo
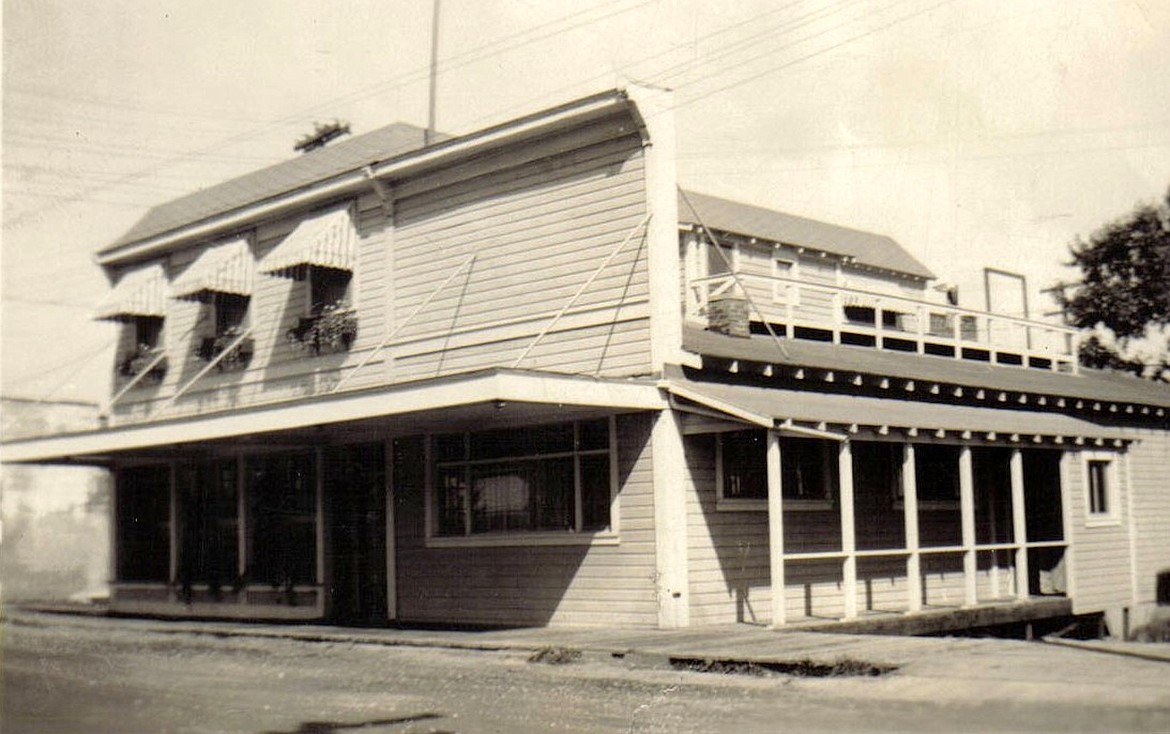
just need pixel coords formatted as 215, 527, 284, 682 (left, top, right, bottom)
678, 187, 790, 362
331, 253, 477, 394
511, 212, 651, 369
158, 326, 255, 414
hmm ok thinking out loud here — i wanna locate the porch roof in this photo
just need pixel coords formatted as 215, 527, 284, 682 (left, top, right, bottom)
664, 368, 1134, 442
682, 326, 1170, 411
0, 369, 665, 465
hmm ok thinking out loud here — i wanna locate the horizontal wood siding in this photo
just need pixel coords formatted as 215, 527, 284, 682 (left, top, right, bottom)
395, 412, 658, 628
1067, 449, 1133, 615
684, 435, 773, 625
110, 119, 651, 425
391, 132, 651, 379
1128, 429, 1170, 607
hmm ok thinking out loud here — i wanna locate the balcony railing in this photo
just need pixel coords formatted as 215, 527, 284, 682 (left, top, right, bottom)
687, 272, 1081, 373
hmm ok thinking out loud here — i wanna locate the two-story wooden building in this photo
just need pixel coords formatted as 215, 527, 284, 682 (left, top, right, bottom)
4, 86, 1167, 635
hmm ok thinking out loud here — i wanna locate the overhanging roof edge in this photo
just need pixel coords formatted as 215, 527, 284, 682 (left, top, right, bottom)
1, 369, 665, 464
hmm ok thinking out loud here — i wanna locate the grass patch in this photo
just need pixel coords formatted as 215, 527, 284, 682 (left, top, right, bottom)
527, 646, 582, 665
671, 656, 896, 678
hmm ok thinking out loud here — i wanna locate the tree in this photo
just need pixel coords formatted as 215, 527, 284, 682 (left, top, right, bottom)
1055, 188, 1170, 381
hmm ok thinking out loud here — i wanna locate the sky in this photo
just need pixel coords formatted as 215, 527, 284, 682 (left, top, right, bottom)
3, 0, 1169, 403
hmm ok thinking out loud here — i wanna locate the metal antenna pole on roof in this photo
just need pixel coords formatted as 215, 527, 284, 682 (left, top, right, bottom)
426, 0, 441, 146
677, 186, 791, 362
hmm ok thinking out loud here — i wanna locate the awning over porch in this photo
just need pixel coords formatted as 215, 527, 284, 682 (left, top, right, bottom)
170, 237, 253, 301
93, 263, 168, 321
1, 369, 665, 465
260, 204, 357, 277
663, 372, 1133, 442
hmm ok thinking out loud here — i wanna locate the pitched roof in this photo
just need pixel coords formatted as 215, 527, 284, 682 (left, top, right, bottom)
678, 189, 936, 280
102, 122, 433, 254
682, 325, 1170, 410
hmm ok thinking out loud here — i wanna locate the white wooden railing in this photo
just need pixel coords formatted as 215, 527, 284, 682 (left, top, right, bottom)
687, 272, 1080, 372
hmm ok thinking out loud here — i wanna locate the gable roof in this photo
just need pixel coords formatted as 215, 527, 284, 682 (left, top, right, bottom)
102, 122, 433, 255
678, 189, 936, 280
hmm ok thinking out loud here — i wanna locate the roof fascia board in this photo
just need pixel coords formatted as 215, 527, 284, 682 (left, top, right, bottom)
97, 91, 632, 267
662, 380, 773, 428
1, 370, 665, 463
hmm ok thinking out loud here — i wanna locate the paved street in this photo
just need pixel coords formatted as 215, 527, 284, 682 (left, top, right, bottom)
3, 613, 1170, 733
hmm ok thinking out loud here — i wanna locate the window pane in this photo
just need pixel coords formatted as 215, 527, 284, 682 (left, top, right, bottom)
706, 241, 732, 275
215, 294, 249, 335
117, 465, 171, 582
434, 467, 466, 536
580, 455, 612, 531
310, 266, 352, 312
1088, 460, 1109, 514
722, 430, 767, 500
578, 419, 609, 451
178, 459, 239, 590
469, 423, 573, 460
246, 451, 317, 585
781, 437, 834, 501
434, 434, 466, 463
470, 458, 574, 533
914, 444, 961, 502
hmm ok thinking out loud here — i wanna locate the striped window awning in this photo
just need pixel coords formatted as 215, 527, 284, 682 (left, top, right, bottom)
170, 237, 254, 301
94, 263, 168, 322
260, 204, 357, 277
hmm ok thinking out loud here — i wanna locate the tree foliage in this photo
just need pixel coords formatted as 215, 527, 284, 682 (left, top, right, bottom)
1056, 188, 1170, 380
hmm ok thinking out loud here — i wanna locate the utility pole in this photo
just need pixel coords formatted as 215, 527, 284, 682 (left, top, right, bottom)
426, 0, 441, 146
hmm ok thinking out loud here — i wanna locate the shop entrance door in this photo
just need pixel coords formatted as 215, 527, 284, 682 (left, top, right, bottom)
324, 443, 388, 626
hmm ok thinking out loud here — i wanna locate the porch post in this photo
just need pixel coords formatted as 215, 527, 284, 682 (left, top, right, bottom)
315, 447, 326, 617
652, 409, 690, 628
767, 430, 785, 627
1010, 448, 1029, 600
237, 455, 247, 607
959, 446, 978, 606
902, 443, 922, 613
839, 440, 858, 619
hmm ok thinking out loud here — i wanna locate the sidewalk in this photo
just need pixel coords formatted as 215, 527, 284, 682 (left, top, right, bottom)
8, 604, 1170, 710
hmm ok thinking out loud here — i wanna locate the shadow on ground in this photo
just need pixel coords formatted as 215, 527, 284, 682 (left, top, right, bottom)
259, 712, 447, 733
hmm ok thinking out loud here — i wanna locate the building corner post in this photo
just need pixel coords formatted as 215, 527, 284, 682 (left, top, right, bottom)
651, 408, 689, 629
625, 83, 682, 373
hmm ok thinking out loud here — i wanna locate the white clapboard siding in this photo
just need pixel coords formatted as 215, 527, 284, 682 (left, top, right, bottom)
395, 413, 659, 628
1067, 449, 1134, 615
390, 133, 650, 379
1127, 429, 1170, 607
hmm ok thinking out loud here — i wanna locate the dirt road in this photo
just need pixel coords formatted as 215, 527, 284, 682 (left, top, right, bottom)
3, 615, 1168, 733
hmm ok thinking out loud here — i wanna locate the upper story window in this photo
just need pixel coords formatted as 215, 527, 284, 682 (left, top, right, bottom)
171, 237, 255, 371
1083, 453, 1120, 525
263, 204, 360, 357
430, 419, 615, 543
772, 253, 799, 304
117, 316, 167, 384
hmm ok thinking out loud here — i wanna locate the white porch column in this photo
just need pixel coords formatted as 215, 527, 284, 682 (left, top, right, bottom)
959, 446, 978, 607
767, 430, 786, 628
652, 410, 690, 628
902, 443, 922, 613
1010, 448, 1029, 600
839, 441, 858, 619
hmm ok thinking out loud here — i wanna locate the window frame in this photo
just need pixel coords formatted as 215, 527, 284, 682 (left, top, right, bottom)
425, 417, 620, 548
1082, 451, 1121, 527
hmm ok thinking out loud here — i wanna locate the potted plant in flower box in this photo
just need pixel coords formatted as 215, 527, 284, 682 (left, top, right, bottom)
286, 301, 357, 356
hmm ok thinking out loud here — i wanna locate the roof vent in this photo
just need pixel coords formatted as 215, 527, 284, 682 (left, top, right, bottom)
294, 120, 351, 154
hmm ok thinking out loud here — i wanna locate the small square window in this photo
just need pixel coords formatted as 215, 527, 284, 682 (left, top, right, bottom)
310, 266, 352, 314
772, 256, 799, 304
